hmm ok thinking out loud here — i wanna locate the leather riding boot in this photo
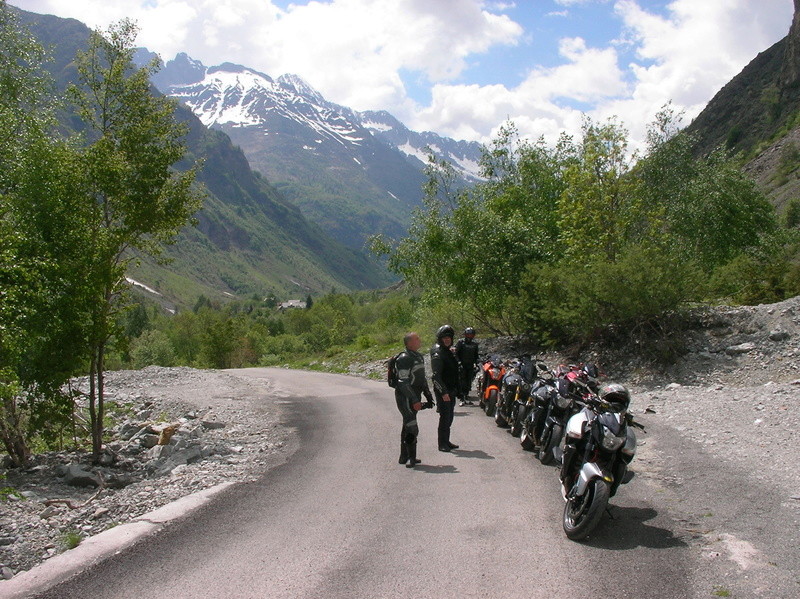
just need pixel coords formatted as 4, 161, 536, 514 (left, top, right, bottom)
406, 441, 419, 467
399, 441, 408, 465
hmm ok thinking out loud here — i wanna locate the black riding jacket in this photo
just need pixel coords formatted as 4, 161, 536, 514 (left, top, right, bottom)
430, 342, 460, 395
395, 349, 431, 418
455, 338, 480, 368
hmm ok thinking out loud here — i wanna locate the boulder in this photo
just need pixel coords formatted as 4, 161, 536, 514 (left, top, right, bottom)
139, 434, 160, 448
201, 420, 226, 430
62, 464, 101, 488
769, 329, 790, 341
145, 445, 173, 460
725, 342, 757, 355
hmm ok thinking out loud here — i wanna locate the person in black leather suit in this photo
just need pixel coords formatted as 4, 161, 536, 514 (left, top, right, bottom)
455, 327, 479, 406
394, 332, 434, 468
430, 325, 461, 452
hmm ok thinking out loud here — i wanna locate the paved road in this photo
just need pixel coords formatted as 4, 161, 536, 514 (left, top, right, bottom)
27, 369, 701, 598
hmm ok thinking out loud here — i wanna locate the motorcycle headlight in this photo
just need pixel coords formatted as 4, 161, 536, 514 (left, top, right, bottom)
601, 427, 625, 451
554, 393, 571, 409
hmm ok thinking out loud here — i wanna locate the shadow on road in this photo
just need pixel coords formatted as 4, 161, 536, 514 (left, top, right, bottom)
581, 506, 688, 550
451, 449, 495, 460
412, 464, 459, 474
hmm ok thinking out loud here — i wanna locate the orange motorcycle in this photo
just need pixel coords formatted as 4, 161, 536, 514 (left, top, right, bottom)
477, 355, 506, 417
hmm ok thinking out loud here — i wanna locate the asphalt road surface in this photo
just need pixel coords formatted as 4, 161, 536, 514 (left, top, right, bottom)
20, 369, 727, 598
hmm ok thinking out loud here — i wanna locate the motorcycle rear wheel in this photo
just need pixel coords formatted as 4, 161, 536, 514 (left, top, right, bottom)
563, 478, 610, 541
538, 424, 562, 465
485, 389, 498, 416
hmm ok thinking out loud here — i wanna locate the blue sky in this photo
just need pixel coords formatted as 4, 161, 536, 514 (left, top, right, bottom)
10, 0, 795, 148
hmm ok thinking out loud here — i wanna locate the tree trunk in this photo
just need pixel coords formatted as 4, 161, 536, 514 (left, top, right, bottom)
93, 342, 106, 461
0, 397, 31, 468
88, 351, 101, 461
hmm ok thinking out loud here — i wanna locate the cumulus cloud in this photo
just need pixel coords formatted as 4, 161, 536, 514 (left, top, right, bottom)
9, 0, 795, 149
409, 0, 793, 147
12, 0, 522, 113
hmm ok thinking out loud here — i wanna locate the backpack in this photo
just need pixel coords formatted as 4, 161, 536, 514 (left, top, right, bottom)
387, 352, 402, 388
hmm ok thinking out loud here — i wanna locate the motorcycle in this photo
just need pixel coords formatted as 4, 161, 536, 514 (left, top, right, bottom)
537, 363, 600, 465
519, 372, 558, 451
535, 377, 578, 465
477, 355, 505, 417
494, 356, 536, 434
559, 383, 645, 540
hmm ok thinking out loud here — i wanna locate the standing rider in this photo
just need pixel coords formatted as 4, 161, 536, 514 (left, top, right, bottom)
455, 326, 480, 406
395, 332, 434, 468
430, 325, 461, 452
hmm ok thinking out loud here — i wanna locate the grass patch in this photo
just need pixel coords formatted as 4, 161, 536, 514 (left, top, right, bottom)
61, 530, 83, 550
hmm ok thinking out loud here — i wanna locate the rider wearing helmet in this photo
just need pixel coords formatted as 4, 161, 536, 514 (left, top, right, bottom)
430, 325, 461, 452
455, 326, 480, 406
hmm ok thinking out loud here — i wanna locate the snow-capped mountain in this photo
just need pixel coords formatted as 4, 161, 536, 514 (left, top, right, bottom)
359, 110, 484, 182
145, 52, 483, 248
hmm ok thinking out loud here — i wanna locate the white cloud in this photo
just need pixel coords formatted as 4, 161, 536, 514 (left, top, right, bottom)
410, 35, 627, 145
12, 0, 522, 110
9, 0, 795, 150
411, 0, 794, 148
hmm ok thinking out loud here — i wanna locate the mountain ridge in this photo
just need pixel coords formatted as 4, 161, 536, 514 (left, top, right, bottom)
17, 8, 394, 308
147, 52, 484, 248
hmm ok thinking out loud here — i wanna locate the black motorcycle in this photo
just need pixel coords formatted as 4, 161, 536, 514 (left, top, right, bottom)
494, 356, 537, 435
559, 384, 645, 540
519, 372, 558, 451
538, 363, 601, 464
535, 377, 578, 465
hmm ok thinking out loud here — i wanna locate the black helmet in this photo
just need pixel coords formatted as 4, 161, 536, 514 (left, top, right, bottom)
436, 324, 455, 340
464, 326, 475, 337
599, 383, 630, 411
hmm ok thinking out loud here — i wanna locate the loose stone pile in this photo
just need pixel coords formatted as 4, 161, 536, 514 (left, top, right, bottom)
0, 367, 290, 577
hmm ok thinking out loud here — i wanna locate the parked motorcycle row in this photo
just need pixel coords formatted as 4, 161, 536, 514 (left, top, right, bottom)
474, 355, 646, 541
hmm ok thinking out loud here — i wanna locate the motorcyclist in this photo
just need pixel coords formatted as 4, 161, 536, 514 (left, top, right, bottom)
394, 332, 434, 468
455, 326, 479, 406
430, 325, 461, 452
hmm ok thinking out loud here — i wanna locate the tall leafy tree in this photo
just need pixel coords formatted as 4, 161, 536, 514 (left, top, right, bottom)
67, 19, 203, 459
374, 109, 783, 345
0, 1, 91, 465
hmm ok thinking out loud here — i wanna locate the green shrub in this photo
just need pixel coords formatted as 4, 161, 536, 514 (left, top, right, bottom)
131, 330, 176, 368
508, 245, 703, 345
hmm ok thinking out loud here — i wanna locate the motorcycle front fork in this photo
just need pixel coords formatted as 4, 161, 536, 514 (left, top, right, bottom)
560, 442, 576, 481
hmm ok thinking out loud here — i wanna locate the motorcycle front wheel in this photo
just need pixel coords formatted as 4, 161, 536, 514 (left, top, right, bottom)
538, 424, 563, 465
563, 478, 610, 541
520, 425, 535, 451
494, 399, 507, 427
510, 408, 523, 437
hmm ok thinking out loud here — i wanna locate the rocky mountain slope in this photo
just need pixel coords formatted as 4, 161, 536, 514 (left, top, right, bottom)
687, 0, 800, 215
147, 53, 483, 249
16, 8, 393, 306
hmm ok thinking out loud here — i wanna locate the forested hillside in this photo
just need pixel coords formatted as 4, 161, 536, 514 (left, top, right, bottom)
17, 8, 395, 307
